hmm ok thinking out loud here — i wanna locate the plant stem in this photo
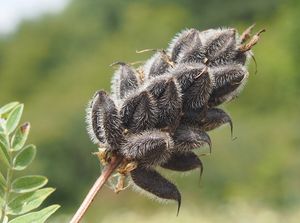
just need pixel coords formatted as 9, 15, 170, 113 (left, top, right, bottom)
70, 155, 122, 223
1, 167, 13, 222
0, 135, 14, 223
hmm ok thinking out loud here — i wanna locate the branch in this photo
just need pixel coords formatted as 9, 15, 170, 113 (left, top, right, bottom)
70, 155, 123, 223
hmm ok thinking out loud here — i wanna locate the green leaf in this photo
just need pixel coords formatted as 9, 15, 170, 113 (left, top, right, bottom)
0, 133, 9, 151
0, 195, 4, 206
0, 140, 10, 167
6, 104, 24, 135
13, 145, 36, 171
0, 181, 5, 197
11, 123, 31, 151
0, 102, 19, 116
7, 188, 55, 215
8, 205, 60, 223
0, 170, 6, 186
0, 170, 6, 198
11, 176, 48, 193
0, 121, 5, 134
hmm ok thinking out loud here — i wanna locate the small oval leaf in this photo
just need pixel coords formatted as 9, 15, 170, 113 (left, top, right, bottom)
0, 181, 6, 198
0, 171, 6, 186
0, 121, 5, 134
11, 123, 31, 151
0, 102, 19, 116
7, 188, 55, 215
0, 173, 6, 201
0, 133, 9, 151
13, 145, 36, 171
0, 140, 10, 167
6, 104, 24, 135
11, 175, 48, 193
0, 194, 4, 206
8, 205, 60, 223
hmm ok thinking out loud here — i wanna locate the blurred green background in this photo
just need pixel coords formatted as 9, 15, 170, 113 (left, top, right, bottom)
0, 0, 300, 222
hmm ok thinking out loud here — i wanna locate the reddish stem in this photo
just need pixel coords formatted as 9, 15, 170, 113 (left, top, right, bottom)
70, 155, 123, 223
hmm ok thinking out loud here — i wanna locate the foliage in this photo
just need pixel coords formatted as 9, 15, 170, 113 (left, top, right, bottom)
0, 102, 59, 223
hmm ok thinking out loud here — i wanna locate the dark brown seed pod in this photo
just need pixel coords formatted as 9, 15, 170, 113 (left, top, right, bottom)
168, 28, 200, 62
161, 151, 203, 174
171, 63, 207, 92
111, 62, 140, 99
86, 93, 106, 144
177, 33, 206, 64
146, 76, 171, 99
97, 91, 125, 150
172, 125, 211, 153
209, 48, 248, 67
180, 108, 207, 126
182, 108, 233, 136
200, 108, 233, 134
181, 67, 213, 112
131, 166, 181, 215
86, 91, 125, 150
121, 130, 173, 167
201, 28, 236, 60
155, 78, 182, 130
120, 91, 159, 133
143, 51, 172, 79
208, 64, 248, 107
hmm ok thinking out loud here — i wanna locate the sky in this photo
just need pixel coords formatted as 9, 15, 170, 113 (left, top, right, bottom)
0, 0, 70, 35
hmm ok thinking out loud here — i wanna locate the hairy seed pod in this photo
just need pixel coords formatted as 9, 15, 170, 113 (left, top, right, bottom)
180, 108, 208, 127
181, 68, 213, 112
203, 28, 236, 64
121, 131, 173, 167
200, 108, 233, 134
161, 151, 203, 174
146, 76, 171, 99
208, 47, 248, 67
177, 34, 206, 64
97, 91, 125, 150
86, 91, 125, 150
171, 63, 207, 92
167, 28, 200, 62
131, 166, 181, 215
155, 78, 182, 130
208, 64, 248, 107
144, 51, 171, 79
86, 25, 263, 211
120, 91, 159, 133
207, 32, 250, 67
86, 94, 106, 144
172, 125, 211, 152
182, 108, 233, 135
232, 50, 249, 66
111, 62, 140, 99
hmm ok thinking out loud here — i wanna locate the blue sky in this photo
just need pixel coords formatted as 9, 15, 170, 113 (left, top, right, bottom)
0, 0, 69, 35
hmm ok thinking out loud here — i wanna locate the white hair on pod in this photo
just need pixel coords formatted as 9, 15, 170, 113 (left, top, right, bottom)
85, 97, 99, 144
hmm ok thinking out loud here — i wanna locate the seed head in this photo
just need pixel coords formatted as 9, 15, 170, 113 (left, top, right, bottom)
86, 25, 264, 213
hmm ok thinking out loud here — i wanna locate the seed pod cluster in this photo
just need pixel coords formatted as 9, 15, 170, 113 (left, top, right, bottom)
86, 25, 263, 213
